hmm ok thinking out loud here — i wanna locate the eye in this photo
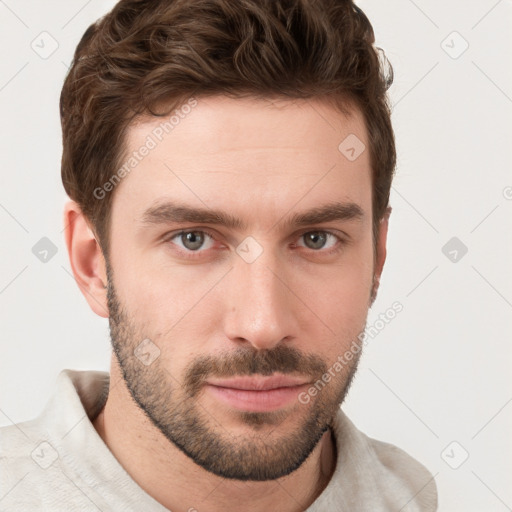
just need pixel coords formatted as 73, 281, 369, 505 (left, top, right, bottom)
169, 230, 216, 252
296, 231, 340, 251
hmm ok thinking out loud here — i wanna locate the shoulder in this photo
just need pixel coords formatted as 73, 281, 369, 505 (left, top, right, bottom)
367, 435, 438, 511
326, 409, 438, 512
0, 369, 110, 510
0, 415, 65, 509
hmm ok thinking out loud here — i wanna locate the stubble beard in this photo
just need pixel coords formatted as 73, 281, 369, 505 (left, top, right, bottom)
105, 267, 364, 481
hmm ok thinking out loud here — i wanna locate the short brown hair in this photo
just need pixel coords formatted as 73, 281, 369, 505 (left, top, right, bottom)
60, 0, 395, 256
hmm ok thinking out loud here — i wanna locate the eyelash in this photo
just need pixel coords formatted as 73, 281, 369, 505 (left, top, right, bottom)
163, 228, 346, 259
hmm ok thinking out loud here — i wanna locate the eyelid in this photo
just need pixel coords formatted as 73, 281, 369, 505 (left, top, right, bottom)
163, 227, 348, 258
292, 229, 346, 253
293, 226, 349, 244
295, 227, 348, 240
164, 228, 219, 249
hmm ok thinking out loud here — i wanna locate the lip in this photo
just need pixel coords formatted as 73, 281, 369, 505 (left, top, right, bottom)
205, 374, 311, 412
206, 374, 310, 391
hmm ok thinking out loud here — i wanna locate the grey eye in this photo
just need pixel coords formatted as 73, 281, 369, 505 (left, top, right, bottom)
303, 232, 328, 250
181, 231, 205, 251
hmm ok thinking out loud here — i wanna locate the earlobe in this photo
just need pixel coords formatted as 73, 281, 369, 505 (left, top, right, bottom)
63, 200, 109, 318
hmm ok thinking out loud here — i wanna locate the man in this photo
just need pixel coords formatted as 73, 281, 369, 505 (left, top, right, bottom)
0, 0, 438, 510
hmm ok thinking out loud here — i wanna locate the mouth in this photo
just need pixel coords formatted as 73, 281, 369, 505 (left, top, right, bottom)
204, 374, 311, 412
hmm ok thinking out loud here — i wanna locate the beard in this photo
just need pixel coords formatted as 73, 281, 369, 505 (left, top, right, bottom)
105, 265, 364, 481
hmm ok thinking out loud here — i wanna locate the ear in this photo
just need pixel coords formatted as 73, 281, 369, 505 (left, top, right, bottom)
370, 206, 391, 306
63, 200, 109, 318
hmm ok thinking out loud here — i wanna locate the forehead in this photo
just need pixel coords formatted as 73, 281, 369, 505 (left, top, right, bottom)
128, 95, 366, 158
112, 95, 371, 227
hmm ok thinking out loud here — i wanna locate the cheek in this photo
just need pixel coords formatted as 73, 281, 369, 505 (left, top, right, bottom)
305, 275, 371, 346
300, 245, 374, 328
293, 262, 373, 370
116, 271, 221, 364
111, 245, 218, 325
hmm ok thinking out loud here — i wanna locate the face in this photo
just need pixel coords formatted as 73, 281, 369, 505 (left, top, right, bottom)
105, 95, 378, 481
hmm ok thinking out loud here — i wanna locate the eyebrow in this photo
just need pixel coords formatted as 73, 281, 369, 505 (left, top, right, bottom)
140, 200, 364, 231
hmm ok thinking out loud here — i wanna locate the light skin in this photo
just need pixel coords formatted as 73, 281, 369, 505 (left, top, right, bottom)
64, 95, 389, 512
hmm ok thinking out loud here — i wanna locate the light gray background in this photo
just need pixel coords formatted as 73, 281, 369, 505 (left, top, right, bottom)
1, 1, 511, 510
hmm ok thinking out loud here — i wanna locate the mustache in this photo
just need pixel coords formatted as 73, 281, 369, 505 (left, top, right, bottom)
183, 344, 327, 397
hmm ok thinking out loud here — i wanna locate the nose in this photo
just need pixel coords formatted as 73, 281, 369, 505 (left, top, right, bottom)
223, 252, 299, 351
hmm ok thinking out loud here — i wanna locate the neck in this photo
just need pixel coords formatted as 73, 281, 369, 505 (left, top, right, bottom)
93, 359, 337, 512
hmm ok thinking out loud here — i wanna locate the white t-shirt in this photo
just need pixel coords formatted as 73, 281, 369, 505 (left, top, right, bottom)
0, 370, 438, 511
